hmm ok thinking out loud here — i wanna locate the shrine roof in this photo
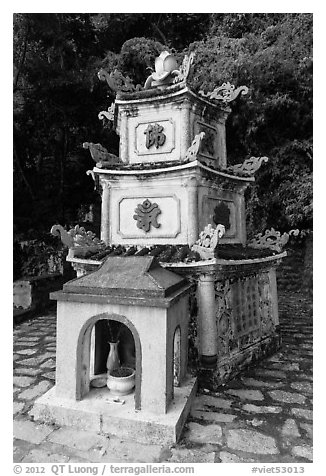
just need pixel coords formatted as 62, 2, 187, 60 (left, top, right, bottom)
61, 255, 188, 299
93, 159, 256, 181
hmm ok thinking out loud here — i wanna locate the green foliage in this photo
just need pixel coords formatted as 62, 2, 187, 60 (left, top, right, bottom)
188, 13, 312, 232
14, 233, 66, 279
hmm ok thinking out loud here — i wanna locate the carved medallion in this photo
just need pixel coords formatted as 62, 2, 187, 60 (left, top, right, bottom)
144, 124, 166, 149
213, 202, 231, 230
133, 199, 161, 232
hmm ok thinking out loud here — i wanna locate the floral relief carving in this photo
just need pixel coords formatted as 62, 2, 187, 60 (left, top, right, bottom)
215, 279, 234, 356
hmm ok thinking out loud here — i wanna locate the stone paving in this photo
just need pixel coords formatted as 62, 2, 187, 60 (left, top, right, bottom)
13, 290, 313, 464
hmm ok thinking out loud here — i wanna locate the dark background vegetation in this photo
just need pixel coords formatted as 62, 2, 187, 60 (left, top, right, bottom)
13, 13, 312, 278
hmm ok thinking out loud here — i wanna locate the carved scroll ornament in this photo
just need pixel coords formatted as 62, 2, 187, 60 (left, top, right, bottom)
199, 82, 248, 104
191, 223, 225, 260
248, 228, 299, 253
51, 224, 106, 258
133, 199, 161, 233
185, 132, 205, 161
97, 68, 141, 93
227, 156, 269, 176
82, 142, 121, 168
98, 103, 115, 122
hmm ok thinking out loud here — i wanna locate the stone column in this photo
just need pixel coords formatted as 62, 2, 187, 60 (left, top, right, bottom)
197, 273, 218, 366
180, 99, 191, 158
119, 110, 128, 163
100, 180, 110, 245
186, 176, 199, 246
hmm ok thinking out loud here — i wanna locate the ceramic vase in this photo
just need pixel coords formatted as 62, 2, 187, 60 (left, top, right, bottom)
106, 341, 120, 373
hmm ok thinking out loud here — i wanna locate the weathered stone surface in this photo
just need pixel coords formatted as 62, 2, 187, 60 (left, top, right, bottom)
15, 368, 42, 376
19, 381, 52, 400
48, 427, 108, 452
281, 419, 301, 438
13, 419, 54, 444
170, 448, 215, 463
268, 390, 306, 404
191, 410, 236, 423
219, 451, 255, 463
40, 359, 56, 369
187, 422, 223, 445
226, 389, 264, 401
227, 429, 279, 454
17, 354, 54, 366
241, 377, 284, 388
44, 336, 56, 342
43, 371, 55, 380
15, 342, 38, 347
290, 408, 313, 420
254, 369, 287, 378
290, 381, 313, 394
291, 445, 313, 461
280, 363, 300, 371
13, 438, 36, 463
22, 449, 69, 463
252, 418, 265, 427
13, 402, 25, 414
17, 337, 40, 342
13, 376, 36, 388
15, 349, 38, 355
299, 423, 313, 439
192, 394, 232, 410
90, 437, 165, 463
243, 404, 282, 414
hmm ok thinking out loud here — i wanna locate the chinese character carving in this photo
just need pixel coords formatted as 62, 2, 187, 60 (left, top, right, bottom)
133, 199, 161, 232
144, 124, 166, 149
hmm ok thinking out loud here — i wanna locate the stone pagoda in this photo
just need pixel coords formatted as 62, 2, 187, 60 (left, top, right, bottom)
34, 51, 291, 443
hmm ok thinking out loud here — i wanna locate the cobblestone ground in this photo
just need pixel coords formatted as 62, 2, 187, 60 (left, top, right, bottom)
13, 291, 313, 464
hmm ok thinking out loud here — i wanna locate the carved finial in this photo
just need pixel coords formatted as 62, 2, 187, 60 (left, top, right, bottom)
199, 82, 248, 104
227, 156, 269, 176
83, 142, 121, 168
185, 132, 205, 161
191, 223, 226, 260
144, 51, 194, 90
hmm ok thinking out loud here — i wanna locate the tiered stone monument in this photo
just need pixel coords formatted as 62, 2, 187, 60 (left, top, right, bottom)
33, 51, 290, 442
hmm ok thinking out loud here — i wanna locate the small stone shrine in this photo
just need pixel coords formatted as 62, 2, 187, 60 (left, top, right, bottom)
33, 51, 292, 442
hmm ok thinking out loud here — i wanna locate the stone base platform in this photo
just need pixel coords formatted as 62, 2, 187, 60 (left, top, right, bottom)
31, 376, 197, 445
